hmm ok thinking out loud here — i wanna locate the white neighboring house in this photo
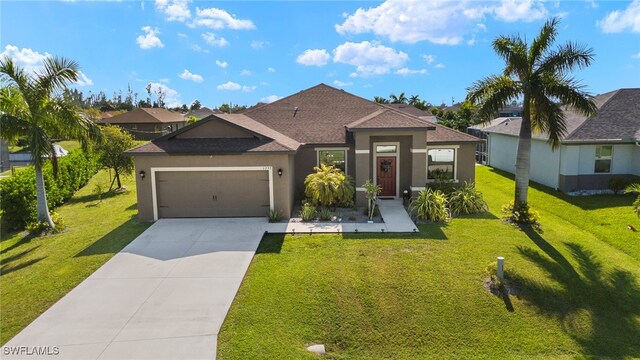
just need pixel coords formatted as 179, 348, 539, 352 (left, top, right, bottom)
482, 88, 640, 192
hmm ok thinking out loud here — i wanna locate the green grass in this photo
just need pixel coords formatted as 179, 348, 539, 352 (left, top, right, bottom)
218, 165, 640, 359
0, 171, 150, 345
54, 140, 82, 152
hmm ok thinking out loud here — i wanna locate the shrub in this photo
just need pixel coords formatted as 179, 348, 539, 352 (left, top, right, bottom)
625, 183, 640, 219
609, 176, 629, 195
501, 201, 540, 226
363, 179, 382, 220
26, 211, 66, 235
267, 209, 282, 223
410, 188, 450, 222
317, 207, 333, 221
304, 164, 354, 207
300, 202, 317, 222
427, 169, 456, 195
448, 182, 487, 215
0, 150, 99, 230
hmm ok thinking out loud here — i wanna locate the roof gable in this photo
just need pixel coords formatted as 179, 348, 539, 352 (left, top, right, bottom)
175, 118, 256, 139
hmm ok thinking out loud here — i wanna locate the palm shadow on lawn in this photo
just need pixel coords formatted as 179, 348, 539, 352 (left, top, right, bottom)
513, 228, 640, 357
74, 216, 149, 257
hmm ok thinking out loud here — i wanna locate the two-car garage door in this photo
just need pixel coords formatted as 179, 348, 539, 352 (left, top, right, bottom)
154, 169, 270, 218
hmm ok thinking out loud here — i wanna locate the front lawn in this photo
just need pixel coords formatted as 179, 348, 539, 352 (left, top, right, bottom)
218, 165, 640, 359
0, 170, 150, 345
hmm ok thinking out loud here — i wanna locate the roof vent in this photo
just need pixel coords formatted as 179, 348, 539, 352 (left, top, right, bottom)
293, 106, 299, 117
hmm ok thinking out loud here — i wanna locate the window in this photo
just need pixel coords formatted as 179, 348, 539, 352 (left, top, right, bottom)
594, 145, 612, 173
428, 148, 455, 180
376, 145, 397, 153
318, 149, 346, 172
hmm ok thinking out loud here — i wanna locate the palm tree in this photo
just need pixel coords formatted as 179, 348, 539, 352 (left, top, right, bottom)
467, 18, 596, 214
389, 92, 408, 104
373, 96, 390, 104
409, 94, 420, 105
0, 56, 100, 228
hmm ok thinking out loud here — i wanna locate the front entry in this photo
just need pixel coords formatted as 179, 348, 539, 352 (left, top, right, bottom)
376, 156, 396, 197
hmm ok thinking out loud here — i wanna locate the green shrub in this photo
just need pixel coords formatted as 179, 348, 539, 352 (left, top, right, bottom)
300, 202, 317, 222
317, 207, 333, 221
25, 211, 66, 235
0, 150, 99, 230
410, 188, 450, 222
501, 201, 540, 226
363, 179, 382, 220
427, 170, 456, 195
449, 182, 488, 215
267, 209, 282, 223
609, 176, 629, 195
304, 164, 354, 207
625, 183, 640, 219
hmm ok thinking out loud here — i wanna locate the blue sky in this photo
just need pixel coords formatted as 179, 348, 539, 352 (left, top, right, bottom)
1, 0, 638, 108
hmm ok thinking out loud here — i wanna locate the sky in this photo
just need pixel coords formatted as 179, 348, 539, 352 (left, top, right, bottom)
1, 0, 639, 109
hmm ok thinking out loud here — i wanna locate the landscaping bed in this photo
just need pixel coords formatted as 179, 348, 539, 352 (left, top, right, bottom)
288, 204, 383, 224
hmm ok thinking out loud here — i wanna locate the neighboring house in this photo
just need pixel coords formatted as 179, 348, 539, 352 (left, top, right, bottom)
9, 144, 69, 166
97, 108, 187, 140
127, 84, 481, 221
185, 107, 221, 120
1, 138, 10, 172
483, 88, 640, 192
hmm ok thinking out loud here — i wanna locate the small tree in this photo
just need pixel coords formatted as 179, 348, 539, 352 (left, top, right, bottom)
363, 179, 382, 220
190, 99, 202, 110
304, 164, 354, 207
97, 125, 134, 190
625, 183, 640, 219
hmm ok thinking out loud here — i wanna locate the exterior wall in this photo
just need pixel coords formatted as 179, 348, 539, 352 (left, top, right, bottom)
176, 120, 252, 139
456, 143, 477, 184
293, 145, 355, 203
133, 153, 293, 222
487, 133, 560, 189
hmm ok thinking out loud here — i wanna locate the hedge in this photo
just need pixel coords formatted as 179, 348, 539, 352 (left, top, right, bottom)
0, 150, 100, 231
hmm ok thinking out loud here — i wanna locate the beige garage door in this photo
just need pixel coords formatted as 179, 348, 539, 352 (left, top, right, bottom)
155, 171, 270, 218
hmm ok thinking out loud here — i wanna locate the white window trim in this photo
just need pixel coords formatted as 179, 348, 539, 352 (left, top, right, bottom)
594, 145, 613, 174
316, 147, 349, 174
426, 146, 459, 183
150, 166, 273, 221
373, 142, 400, 197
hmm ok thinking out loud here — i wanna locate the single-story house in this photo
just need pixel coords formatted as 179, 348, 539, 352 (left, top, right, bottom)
185, 107, 221, 120
127, 84, 481, 221
483, 88, 640, 192
97, 108, 187, 140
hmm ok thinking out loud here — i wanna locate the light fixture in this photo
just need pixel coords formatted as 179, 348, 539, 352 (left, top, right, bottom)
139, 170, 146, 179
277, 168, 283, 177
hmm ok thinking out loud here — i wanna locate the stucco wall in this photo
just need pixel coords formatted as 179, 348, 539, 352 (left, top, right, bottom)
133, 153, 294, 222
456, 143, 477, 184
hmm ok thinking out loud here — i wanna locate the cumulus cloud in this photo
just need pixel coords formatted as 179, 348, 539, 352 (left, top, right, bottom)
179, 69, 204, 83
260, 95, 281, 103
74, 71, 94, 86
240, 69, 252, 76
189, 7, 255, 29
148, 82, 181, 108
598, 0, 640, 33
155, 0, 191, 22
191, 44, 209, 53
336, 0, 549, 45
333, 80, 353, 87
201, 32, 229, 47
394, 68, 428, 76
423, 54, 436, 64
215, 60, 228, 68
250, 40, 268, 49
0, 45, 50, 73
216, 81, 256, 92
296, 49, 331, 66
333, 41, 408, 77
267, 67, 276, 72
136, 26, 164, 49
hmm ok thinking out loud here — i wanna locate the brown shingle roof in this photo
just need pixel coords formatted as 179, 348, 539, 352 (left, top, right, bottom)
347, 109, 435, 130
385, 103, 431, 118
97, 108, 185, 124
126, 138, 291, 155
213, 114, 301, 150
427, 121, 484, 143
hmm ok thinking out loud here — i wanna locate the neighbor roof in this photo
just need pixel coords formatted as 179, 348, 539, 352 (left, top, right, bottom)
385, 103, 432, 118
483, 89, 640, 142
97, 108, 185, 124
185, 107, 221, 119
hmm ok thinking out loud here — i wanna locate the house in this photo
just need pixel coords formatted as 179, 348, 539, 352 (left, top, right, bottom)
483, 88, 640, 192
97, 108, 187, 140
185, 107, 221, 120
126, 84, 481, 221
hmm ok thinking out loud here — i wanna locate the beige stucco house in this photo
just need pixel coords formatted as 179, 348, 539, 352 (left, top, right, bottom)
127, 84, 481, 221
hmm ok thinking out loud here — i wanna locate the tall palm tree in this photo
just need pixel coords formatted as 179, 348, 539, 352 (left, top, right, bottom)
0, 56, 100, 228
373, 96, 390, 104
389, 92, 408, 104
467, 18, 596, 214
409, 94, 420, 105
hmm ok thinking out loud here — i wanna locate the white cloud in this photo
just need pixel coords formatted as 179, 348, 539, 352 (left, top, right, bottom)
191, 44, 209, 53
260, 95, 281, 103
395, 68, 428, 76
632, 51, 640, 59
155, 0, 191, 22
136, 26, 163, 49
216, 81, 256, 92
435, 63, 445, 68
333, 41, 408, 77
141, 1, 145, 11
179, 69, 204, 83
296, 49, 331, 66
74, 71, 93, 86
177, 32, 187, 38
159, 78, 170, 83
250, 40, 268, 49
598, 0, 640, 33
267, 67, 276, 73
423, 54, 436, 64
336, 0, 549, 45
215, 60, 228, 68
240, 69, 252, 76
148, 82, 181, 108
467, 36, 477, 45
0, 45, 50, 74
189, 7, 255, 29
333, 80, 353, 87
201, 32, 229, 47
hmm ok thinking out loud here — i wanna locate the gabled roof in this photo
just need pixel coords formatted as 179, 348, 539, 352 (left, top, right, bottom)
483, 89, 640, 143
185, 107, 221, 119
346, 108, 435, 130
385, 103, 432, 118
97, 108, 185, 124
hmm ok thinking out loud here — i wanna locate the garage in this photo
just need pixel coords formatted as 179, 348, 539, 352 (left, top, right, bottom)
152, 168, 272, 219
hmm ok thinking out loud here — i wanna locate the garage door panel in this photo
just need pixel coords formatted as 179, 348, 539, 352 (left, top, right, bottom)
156, 171, 269, 218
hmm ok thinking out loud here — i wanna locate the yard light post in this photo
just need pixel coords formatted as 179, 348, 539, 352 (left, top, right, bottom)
497, 257, 505, 281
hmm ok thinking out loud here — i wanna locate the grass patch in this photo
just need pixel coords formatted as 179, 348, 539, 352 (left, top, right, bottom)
0, 170, 150, 345
218, 165, 640, 359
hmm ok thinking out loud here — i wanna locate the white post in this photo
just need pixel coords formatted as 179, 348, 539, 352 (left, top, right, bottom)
497, 257, 505, 281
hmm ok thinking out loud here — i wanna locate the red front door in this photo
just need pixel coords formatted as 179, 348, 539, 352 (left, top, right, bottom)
376, 156, 396, 197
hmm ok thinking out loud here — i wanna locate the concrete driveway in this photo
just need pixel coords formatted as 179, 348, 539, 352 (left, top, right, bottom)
3, 218, 267, 360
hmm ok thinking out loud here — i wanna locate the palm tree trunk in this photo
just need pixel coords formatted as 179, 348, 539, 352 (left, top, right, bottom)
513, 101, 532, 212
35, 163, 55, 228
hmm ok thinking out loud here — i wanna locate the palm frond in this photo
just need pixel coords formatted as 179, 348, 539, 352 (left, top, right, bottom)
537, 41, 594, 76
493, 35, 528, 78
530, 95, 566, 149
529, 17, 559, 67
35, 56, 80, 93
542, 75, 597, 117
466, 75, 520, 122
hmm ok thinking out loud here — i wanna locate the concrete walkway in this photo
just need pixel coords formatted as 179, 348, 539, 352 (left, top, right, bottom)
3, 218, 267, 360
